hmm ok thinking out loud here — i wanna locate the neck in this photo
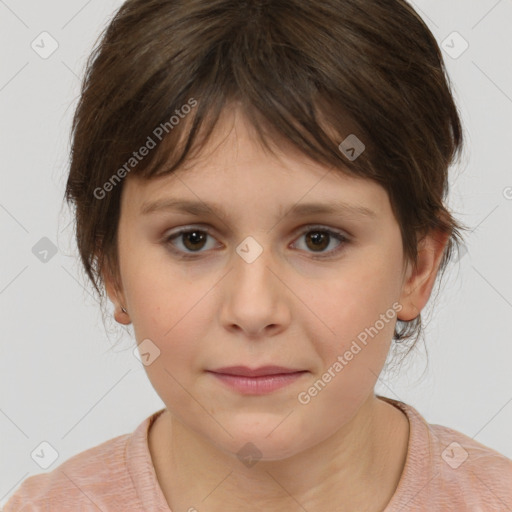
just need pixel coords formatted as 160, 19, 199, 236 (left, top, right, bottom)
149, 394, 409, 512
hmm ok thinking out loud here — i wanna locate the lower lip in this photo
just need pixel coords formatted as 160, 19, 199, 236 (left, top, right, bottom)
208, 371, 307, 395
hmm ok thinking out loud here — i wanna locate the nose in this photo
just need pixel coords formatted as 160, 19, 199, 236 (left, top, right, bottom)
218, 239, 292, 339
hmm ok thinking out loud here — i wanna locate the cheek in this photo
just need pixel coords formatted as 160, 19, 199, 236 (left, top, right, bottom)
313, 256, 400, 329
127, 272, 206, 346
124, 265, 213, 412
300, 253, 402, 378
295, 275, 399, 424
122, 252, 217, 371
120, 240, 191, 333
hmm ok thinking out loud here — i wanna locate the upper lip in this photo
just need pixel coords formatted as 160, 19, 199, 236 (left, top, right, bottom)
208, 366, 306, 377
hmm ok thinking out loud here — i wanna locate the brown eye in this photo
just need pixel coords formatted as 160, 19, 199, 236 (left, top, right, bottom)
165, 228, 218, 257
181, 230, 208, 251
305, 231, 330, 252
163, 225, 349, 260
292, 227, 349, 259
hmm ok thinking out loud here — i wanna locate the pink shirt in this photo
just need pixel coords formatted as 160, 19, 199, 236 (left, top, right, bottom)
4, 396, 512, 511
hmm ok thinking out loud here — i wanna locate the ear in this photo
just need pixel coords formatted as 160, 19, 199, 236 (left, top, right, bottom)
398, 229, 450, 321
102, 259, 131, 325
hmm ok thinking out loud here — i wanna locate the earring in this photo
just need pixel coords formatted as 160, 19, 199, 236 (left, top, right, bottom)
121, 306, 127, 314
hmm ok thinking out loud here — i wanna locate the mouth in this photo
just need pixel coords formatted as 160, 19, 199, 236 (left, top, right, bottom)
208, 365, 306, 377
206, 366, 308, 395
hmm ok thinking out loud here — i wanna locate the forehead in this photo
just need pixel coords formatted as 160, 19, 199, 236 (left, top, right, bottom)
121, 108, 390, 220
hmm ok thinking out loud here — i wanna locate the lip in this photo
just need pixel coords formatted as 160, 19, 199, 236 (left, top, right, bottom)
209, 365, 304, 377
206, 366, 308, 395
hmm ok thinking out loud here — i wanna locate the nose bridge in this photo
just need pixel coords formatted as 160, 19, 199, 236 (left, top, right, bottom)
219, 234, 291, 335
233, 234, 275, 295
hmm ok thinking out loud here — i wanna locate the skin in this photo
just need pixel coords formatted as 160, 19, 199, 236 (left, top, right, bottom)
104, 107, 449, 511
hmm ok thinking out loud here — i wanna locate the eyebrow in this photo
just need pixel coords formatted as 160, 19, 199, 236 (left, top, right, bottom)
140, 198, 376, 220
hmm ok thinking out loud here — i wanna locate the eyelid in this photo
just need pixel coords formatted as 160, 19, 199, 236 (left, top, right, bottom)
290, 223, 350, 240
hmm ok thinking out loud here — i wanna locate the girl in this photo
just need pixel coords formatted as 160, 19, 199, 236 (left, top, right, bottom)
6, 0, 512, 510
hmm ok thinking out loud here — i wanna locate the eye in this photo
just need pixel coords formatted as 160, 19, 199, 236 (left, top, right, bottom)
163, 225, 349, 259
164, 227, 219, 258
291, 226, 349, 259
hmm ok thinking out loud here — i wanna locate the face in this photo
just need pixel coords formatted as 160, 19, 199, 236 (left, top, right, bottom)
106, 108, 432, 461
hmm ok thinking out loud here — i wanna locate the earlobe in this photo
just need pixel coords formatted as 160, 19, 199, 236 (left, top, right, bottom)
113, 305, 131, 325
398, 230, 450, 322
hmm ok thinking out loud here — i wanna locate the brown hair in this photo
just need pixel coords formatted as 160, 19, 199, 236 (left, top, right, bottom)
64, 0, 468, 359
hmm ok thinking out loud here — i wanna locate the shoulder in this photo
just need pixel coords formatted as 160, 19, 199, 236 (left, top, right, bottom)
3, 419, 150, 511
380, 397, 512, 510
428, 421, 512, 500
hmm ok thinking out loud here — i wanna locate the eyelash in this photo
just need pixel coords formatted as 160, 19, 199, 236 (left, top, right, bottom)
162, 225, 350, 260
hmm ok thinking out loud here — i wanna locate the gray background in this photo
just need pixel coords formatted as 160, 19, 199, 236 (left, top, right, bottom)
1, 0, 511, 506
